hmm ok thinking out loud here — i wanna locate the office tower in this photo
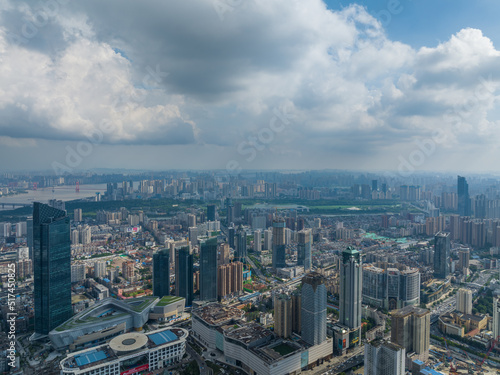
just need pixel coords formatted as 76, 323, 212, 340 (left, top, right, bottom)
434, 232, 450, 279
459, 248, 470, 273
372, 180, 378, 192
207, 204, 217, 222
391, 306, 430, 362
175, 246, 193, 306
364, 340, 405, 375
71, 264, 86, 283
291, 291, 301, 334
272, 218, 286, 269
74, 208, 82, 222
71, 229, 79, 245
493, 297, 500, 340
274, 294, 292, 338
264, 229, 272, 251
94, 261, 106, 278
228, 226, 235, 249
339, 247, 362, 344
456, 288, 473, 315
122, 261, 135, 281
301, 272, 327, 345
457, 176, 471, 216
27, 218, 33, 259
200, 237, 218, 301
33, 202, 72, 335
297, 229, 312, 271
314, 218, 321, 229
187, 214, 196, 228
236, 229, 247, 262
153, 249, 170, 298
218, 243, 230, 265
253, 230, 262, 253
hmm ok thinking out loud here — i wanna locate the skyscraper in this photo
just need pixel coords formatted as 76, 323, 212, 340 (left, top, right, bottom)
253, 230, 261, 253
33, 202, 72, 336
301, 272, 327, 345
291, 291, 301, 334
297, 229, 312, 271
391, 306, 430, 362
434, 232, 450, 279
272, 218, 286, 269
153, 249, 170, 298
459, 248, 470, 273
339, 247, 362, 347
274, 294, 292, 338
94, 261, 107, 279
200, 237, 218, 301
175, 246, 193, 306
27, 218, 33, 259
493, 297, 500, 340
456, 288, 473, 315
236, 228, 247, 262
457, 175, 471, 217
207, 204, 217, 222
74, 208, 83, 222
364, 340, 405, 375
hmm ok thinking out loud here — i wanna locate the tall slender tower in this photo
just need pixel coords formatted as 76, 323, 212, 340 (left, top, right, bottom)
200, 237, 218, 301
236, 228, 247, 262
153, 248, 170, 298
33, 202, 72, 336
297, 229, 312, 271
272, 218, 286, 269
457, 176, 471, 217
301, 272, 327, 345
434, 232, 450, 279
274, 294, 292, 338
339, 247, 362, 346
175, 246, 193, 306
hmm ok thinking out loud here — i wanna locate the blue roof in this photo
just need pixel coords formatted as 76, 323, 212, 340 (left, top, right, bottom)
103, 278, 110, 282
75, 350, 107, 366
413, 360, 424, 365
421, 368, 444, 375
149, 331, 178, 345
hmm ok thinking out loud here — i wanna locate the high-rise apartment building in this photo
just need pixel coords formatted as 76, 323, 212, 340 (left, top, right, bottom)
364, 340, 405, 375
94, 261, 106, 279
33, 202, 72, 336
122, 261, 135, 281
236, 229, 247, 262
200, 237, 218, 301
264, 229, 272, 251
493, 297, 500, 340
74, 208, 82, 222
391, 306, 430, 362
272, 218, 286, 269
301, 272, 327, 346
459, 248, 470, 273
456, 288, 473, 315
253, 230, 262, 253
153, 249, 170, 298
218, 243, 230, 265
297, 229, 312, 271
175, 246, 193, 306
217, 261, 243, 298
434, 232, 450, 279
339, 247, 362, 346
274, 294, 292, 338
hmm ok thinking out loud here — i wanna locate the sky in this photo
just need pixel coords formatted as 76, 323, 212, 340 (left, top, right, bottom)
1, 0, 500, 175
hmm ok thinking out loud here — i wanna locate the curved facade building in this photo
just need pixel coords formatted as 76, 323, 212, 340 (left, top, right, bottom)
362, 265, 420, 310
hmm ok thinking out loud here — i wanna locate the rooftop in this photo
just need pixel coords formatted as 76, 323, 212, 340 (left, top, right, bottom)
193, 303, 244, 326
157, 296, 183, 306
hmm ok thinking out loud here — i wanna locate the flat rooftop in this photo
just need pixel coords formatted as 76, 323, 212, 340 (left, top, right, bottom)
193, 303, 244, 326
157, 296, 184, 306
225, 324, 273, 345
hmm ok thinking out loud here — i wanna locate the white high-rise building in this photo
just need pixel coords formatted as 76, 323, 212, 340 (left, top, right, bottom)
79, 225, 92, 245
71, 264, 86, 283
253, 230, 261, 253
94, 261, 107, 278
71, 229, 79, 245
365, 340, 405, 375
456, 288, 473, 315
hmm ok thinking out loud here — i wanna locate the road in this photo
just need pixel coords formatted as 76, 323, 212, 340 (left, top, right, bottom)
186, 343, 212, 375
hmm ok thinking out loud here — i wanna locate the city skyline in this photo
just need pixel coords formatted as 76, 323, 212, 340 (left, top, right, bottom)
0, 1, 500, 173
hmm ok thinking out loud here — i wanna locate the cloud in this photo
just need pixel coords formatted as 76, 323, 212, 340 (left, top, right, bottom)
0, 0, 500, 172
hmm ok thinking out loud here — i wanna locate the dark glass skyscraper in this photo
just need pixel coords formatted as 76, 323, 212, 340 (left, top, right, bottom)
200, 237, 218, 301
297, 229, 312, 271
339, 247, 362, 347
153, 249, 170, 298
434, 232, 450, 279
272, 218, 286, 269
457, 176, 471, 217
236, 228, 247, 262
175, 246, 193, 306
207, 204, 217, 222
33, 202, 72, 335
301, 272, 327, 345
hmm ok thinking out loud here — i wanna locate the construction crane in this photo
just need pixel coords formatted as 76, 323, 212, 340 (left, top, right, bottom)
443, 338, 459, 374
478, 335, 500, 370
